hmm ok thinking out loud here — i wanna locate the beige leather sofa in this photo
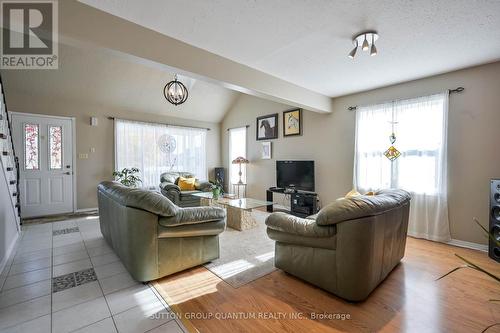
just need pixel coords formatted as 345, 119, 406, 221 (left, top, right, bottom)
97, 181, 226, 281
266, 189, 411, 301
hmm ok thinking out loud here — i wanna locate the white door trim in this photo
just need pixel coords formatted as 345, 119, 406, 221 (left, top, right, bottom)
9, 111, 77, 214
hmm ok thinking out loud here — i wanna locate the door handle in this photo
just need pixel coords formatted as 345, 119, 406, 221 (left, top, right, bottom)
64, 171, 71, 175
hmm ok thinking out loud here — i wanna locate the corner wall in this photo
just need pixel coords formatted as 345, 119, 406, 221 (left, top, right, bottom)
221, 61, 500, 245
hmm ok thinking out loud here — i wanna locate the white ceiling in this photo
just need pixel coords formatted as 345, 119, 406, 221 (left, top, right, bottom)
2, 43, 239, 123
80, 0, 500, 97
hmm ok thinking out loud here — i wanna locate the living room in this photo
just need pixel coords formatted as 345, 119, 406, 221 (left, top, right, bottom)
0, 1, 499, 332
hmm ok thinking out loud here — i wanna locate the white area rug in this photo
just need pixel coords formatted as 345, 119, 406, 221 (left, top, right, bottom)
204, 210, 276, 288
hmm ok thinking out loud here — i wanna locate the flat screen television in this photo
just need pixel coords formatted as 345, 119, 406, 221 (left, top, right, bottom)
276, 160, 315, 192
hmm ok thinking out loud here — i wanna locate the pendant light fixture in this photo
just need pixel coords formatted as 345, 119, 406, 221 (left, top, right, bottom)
348, 30, 379, 59
163, 74, 189, 106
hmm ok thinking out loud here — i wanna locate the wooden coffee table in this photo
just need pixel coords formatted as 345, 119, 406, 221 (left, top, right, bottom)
192, 193, 273, 231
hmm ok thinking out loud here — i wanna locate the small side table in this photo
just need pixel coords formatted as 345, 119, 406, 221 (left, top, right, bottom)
232, 183, 247, 198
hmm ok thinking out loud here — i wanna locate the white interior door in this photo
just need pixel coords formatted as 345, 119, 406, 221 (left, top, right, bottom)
11, 113, 74, 218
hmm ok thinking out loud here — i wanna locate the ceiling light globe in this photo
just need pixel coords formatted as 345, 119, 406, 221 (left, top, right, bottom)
370, 44, 378, 56
164, 75, 189, 106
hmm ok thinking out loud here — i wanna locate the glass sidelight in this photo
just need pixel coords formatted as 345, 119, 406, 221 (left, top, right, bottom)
24, 123, 39, 170
49, 125, 62, 170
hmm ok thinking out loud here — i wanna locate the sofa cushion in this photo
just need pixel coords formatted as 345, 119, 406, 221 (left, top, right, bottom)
316, 189, 411, 225
158, 220, 225, 238
178, 177, 196, 191
266, 212, 336, 237
159, 206, 226, 227
98, 181, 178, 217
160, 172, 196, 184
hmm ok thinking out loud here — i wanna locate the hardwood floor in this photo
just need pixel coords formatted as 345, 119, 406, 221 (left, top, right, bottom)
154, 237, 500, 333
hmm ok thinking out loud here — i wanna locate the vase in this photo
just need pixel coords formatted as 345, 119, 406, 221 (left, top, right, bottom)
212, 188, 220, 200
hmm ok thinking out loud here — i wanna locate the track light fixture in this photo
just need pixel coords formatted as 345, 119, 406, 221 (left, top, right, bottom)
348, 40, 358, 59
348, 30, 379, 59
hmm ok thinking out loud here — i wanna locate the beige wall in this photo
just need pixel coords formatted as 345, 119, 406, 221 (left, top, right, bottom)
5, 92, 221, 209
222, 61, 500, 245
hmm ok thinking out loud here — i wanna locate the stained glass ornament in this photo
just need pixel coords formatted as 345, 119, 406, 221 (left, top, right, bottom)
384, 146, 401, 161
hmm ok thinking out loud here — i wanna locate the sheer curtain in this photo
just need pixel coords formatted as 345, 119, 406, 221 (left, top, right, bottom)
354, 92, 451, 242
228, 127, 247, 186
115, 119, 207, 188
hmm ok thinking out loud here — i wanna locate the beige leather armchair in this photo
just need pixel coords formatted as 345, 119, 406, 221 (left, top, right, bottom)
266, 189, 411, 301
97, 181, 226, 281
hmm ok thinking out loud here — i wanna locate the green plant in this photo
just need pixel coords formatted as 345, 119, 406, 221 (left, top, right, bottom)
209, 180, 224, 199
112, 167, 142, 188
436, 218, 499, 332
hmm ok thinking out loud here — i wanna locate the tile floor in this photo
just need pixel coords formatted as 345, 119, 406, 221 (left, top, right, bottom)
0, 216, 187, 333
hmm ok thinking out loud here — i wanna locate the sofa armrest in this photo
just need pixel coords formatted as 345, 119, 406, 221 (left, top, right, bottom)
195, 181, 213, 192
159, 206, 226, 227
159, 182, 180, 192
265, 212, 336, 238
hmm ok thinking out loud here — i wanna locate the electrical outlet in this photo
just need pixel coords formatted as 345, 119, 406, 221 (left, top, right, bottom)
90, 147, 95, 153
78, 153, 88, 159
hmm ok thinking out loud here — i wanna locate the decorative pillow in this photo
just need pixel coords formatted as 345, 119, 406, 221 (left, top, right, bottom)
345, 189, 361, 198
178, 177, 196, 191
365, 191, 375, 196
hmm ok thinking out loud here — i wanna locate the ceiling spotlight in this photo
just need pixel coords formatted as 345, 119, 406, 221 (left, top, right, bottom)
370, 34, 377, 56
348, 30, 379, 59
362, 36, 369, 51
348, 41, 358, 59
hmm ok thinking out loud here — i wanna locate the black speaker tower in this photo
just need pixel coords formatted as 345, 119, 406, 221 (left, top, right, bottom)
489, 179, 500, 262
214, 167, 225, 188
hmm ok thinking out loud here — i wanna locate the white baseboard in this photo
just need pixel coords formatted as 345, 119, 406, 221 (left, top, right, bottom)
446, 239, 488, 252
75, 207, 98, 213
0, 231, 20, 275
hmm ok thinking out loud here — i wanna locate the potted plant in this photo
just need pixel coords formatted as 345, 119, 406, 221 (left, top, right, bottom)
112, 167, 142, 188
437, 218, 499, 332
210, 180, 224, 200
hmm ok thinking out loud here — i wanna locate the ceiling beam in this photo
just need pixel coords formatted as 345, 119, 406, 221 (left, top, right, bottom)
59, 0, 332, 113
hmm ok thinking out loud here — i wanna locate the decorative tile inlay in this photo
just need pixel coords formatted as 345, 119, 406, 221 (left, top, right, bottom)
75, 268, 97, 285
52, 268, 97, 293
52, 272, 76, 292
53, 227, 80, 236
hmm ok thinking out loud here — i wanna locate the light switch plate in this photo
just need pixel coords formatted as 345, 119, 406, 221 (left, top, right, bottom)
78, 153, 88, 159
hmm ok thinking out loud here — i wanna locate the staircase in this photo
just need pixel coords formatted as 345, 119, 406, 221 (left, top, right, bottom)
0, 75, 21, 226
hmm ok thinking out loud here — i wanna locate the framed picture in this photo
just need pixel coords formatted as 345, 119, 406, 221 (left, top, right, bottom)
256, 113, 278, 140
283, 108, 302, 137
261, 142, 272, 159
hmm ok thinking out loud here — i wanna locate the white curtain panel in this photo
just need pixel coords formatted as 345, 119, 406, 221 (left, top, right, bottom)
354, 92, 451, 242
114, 119, 207, 188
228, 127, 247, 186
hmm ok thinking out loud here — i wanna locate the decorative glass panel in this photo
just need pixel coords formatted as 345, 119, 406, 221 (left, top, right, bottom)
24, 123, 39, 170
49, 126, 62, 169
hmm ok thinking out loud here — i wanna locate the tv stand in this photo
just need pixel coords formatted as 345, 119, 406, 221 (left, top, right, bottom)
266, 187, 318, 218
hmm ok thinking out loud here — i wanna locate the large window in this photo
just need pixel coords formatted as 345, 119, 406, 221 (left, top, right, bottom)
115, 119, 207, 188
228, 127, 247, 186
354, 92, 451, 241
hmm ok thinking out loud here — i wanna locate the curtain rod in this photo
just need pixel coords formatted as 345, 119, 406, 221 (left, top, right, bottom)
107, 117, 210, 131
226, 125, 250, 131
347, 87, 465, 111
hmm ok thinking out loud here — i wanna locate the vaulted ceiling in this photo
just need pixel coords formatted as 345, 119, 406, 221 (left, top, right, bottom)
1, 43, 240, 123
81, 0, 500, 97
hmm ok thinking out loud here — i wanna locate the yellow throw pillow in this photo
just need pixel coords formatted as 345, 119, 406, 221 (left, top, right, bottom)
345, 189, 361, 198
365, 191, 375, 196
178, 177, 196, 191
